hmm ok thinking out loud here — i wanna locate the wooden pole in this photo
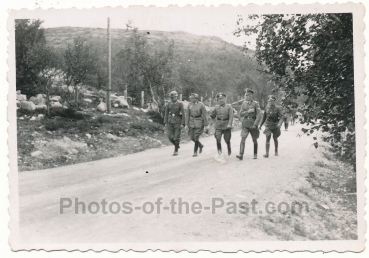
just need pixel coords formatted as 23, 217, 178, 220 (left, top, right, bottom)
124, 90, 127, 100
179, 94, 182, 101
200, 96, 203, 103
106, 17, 112, 113
141, 91, 144, 108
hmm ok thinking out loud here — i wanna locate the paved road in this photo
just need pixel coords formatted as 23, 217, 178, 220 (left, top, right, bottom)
18, 124, 315, 245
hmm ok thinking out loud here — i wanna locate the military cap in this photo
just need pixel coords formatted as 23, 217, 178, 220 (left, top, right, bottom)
189, 93, 199, 99
169, 91, 178, 97
268, 95, 276, 100
216, 92, 226, 99
244, 88, 254, 94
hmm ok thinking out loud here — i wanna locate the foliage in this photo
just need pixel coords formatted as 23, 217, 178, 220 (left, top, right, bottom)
63, 36, 99, 86
15, 19, 59, 97
116, 27, 174, 109
235, 13, 355, 166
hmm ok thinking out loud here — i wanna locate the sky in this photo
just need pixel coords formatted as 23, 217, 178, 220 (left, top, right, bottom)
13, 6, 258, 46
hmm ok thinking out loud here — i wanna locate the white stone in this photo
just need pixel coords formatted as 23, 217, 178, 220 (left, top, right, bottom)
31, 150, 43, 157
97, 102, 107, 112
20, 101, 36, 111
35, 104, 47, 110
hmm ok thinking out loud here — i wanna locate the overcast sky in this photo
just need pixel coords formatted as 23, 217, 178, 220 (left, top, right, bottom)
14, 6, 258, 46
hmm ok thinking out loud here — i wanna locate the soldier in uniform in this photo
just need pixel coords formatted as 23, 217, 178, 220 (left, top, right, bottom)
282, 105, 292, 131
164, 91, 185, 156
210, 93, 234, 156
185, 93, 208, 157
259, 95, 283, 157
236, 88, 262, 160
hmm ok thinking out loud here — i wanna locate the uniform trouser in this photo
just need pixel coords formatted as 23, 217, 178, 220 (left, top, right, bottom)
264, 127, 281, 154
240, 126, 259, 155
214, 129, 232, 152
167, 123, 181, 150
188, 126, 204, 152
283, 117, 289, 130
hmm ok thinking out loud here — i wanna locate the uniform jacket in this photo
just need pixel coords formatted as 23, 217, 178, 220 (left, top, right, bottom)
210, 104, 233, 130
186, 101, 208, 128
262, 104, 283, 129
239, 100, 262, 128
164, 101, 185, 125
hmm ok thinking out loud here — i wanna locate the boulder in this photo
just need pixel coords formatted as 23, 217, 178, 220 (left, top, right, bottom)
29, 96, 39, 105
106, 133, 117, 141
16, 94, 27, 101
31, 150, 43, 157
115, 97, 129, 108
133, 107, 140, 111
51, 102, 63, 108
36, 94, 46, 105
83, 98, 93, 103
16, 100, 21, 107
21, 101, 36, 111
35, 104, 47, 110
97, 102, 107, 112
50, 96, 62, 102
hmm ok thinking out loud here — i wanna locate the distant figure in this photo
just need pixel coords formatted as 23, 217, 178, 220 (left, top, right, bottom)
282, 105, 292, 131
164, 91, 185, 156
259, 95, 283, 157
290, 105, 298, 126
210, 93, 234, 157
185, 93, 208, 157
236, 88, 262, 160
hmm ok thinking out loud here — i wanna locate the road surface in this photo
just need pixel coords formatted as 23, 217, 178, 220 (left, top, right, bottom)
17, 124, 316, 245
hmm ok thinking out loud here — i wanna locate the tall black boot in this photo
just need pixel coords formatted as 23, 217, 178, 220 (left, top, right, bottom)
193, 141, 199, 157
253, 142, 258, 159
274, 138, 279, 156
263, 143, 270, 158
173, 141, 179, 156
227, 142, 231, 156
236, 141, 245, 160
169, 138, 175, 145
198, 141, 204, 154
216, 141, 222, 154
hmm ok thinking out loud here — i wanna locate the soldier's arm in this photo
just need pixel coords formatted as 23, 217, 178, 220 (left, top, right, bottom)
276, 107, 283, 127
209, 107, 217, 119
260, 111, 267, 128
239, 103, 247, 117
228, 105, 234, 127
254, 102, 262, 126
180, 102, 185, 126
163, 104, 168, 124
201, 104, 208, 126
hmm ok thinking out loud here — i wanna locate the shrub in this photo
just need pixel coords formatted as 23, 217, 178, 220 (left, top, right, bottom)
43, 119, 66, 131
147, 110, 164, 124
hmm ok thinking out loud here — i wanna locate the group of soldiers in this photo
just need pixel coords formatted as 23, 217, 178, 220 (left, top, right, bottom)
163, 88, 291, 159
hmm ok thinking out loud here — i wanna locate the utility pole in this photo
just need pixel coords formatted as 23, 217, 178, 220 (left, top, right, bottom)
106, 17, 112, 113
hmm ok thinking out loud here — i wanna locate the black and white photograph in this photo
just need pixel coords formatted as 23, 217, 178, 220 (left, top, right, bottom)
7, 3, 365, 252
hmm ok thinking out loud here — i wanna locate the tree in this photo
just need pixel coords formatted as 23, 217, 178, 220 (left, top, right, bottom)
63, 36, 98, 109
15, 19, 50, 97
35, 47, 63, 115
116, 27, 174, 108
235, 13, 355, 165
